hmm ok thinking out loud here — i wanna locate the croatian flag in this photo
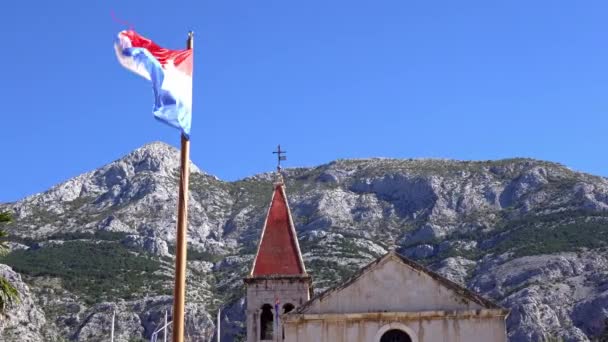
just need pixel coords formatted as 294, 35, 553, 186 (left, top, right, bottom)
114, 30, 193, 137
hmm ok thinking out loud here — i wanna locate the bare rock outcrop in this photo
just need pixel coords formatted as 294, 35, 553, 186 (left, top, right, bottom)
0, 265, 48, 341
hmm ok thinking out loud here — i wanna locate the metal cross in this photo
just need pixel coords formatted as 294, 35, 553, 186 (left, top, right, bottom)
272, 144, 287, 172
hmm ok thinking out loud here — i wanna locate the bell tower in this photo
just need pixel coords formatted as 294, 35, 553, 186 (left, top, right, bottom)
244, 147, 311, 342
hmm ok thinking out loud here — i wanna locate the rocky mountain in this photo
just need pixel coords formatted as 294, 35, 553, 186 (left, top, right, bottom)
1, 141, 608, 341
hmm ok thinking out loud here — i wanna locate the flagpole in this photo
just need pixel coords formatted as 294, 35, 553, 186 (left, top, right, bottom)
110, 309, 115, 342
172, 31, 193, 342
217, 308, 221, 342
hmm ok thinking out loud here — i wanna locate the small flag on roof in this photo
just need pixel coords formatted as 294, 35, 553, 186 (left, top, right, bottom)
275, 296, 280, 328
114, 30, 193, 137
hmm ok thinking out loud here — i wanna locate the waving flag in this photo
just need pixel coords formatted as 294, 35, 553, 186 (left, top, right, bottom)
114, 30, 193, 137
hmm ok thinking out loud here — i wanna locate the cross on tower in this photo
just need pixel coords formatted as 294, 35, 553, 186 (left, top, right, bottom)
273, 144, 287, 172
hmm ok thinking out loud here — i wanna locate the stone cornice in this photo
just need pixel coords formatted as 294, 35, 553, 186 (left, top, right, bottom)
244, 274, 312, 284
284, 309, 509, 324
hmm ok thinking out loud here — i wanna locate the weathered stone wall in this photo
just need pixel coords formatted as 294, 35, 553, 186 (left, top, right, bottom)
284, 313, 507, 342
246, 277, 311, 342
282, 254, 508, 341
303, 257, 484, 315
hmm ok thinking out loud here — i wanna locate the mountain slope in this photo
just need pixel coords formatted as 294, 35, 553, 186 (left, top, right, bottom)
1, 142, 608, 341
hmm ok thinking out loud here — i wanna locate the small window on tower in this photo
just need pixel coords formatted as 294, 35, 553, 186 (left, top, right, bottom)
260, 304, 273, 340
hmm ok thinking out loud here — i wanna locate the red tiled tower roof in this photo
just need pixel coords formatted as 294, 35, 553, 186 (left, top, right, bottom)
251, 182, 306, 276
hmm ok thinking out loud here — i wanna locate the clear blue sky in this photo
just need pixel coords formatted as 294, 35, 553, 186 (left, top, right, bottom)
1, 1, 607, 202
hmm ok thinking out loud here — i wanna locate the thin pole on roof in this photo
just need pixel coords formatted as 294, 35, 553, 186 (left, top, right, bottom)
110, 309, 115, 342
217, 308, 221, 342
164, 310, 168, 342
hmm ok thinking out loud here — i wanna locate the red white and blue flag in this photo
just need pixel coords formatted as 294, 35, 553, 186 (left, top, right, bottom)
114, 30, 193, 137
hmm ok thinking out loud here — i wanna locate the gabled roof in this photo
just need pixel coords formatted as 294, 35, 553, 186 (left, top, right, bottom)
249, 182, 307, 277
295, 251, 503, 314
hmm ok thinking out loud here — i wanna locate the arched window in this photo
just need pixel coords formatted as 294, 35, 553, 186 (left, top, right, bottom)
260, 304, 273, 340
281, 303, 295, 340
380, 329, 412, 342
283, 303, 295, 314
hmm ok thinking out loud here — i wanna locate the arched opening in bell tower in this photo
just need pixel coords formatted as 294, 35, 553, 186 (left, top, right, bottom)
281, 303, 295, 339
283, 303, 295, 314
260, 303, 274, 340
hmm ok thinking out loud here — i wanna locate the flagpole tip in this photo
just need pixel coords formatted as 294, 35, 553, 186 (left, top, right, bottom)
187, 31, 194, 49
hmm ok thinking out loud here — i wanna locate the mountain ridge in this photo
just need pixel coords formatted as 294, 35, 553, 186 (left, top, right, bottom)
7, 141, 605, 205
1, 141, 608, 341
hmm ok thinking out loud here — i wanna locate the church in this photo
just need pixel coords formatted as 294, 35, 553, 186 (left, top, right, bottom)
244, 175, 509, 342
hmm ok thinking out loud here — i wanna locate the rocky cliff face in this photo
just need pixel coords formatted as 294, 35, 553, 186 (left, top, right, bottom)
1, 142, 608, 341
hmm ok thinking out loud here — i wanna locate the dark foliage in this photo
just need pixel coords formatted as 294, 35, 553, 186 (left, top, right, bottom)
0, 241, 169, 304
0, 212, 11, 223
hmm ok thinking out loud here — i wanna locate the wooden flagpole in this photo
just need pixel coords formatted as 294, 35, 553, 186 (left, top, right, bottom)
172, 31, 193, 342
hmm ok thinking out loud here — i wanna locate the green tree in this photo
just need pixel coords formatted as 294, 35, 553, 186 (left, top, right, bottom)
0, 211, 12, 255
0, 211, 19, 312
0, 212, 10, 222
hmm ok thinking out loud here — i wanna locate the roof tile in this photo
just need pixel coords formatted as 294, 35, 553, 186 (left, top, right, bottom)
251, 183, 305, 276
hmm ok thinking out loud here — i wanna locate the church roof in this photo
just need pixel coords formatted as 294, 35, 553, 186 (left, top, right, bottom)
249, 182, 307, 277
295, 251, 504, 314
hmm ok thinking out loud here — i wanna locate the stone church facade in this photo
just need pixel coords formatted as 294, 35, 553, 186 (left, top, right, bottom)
244, 178, 509, 342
